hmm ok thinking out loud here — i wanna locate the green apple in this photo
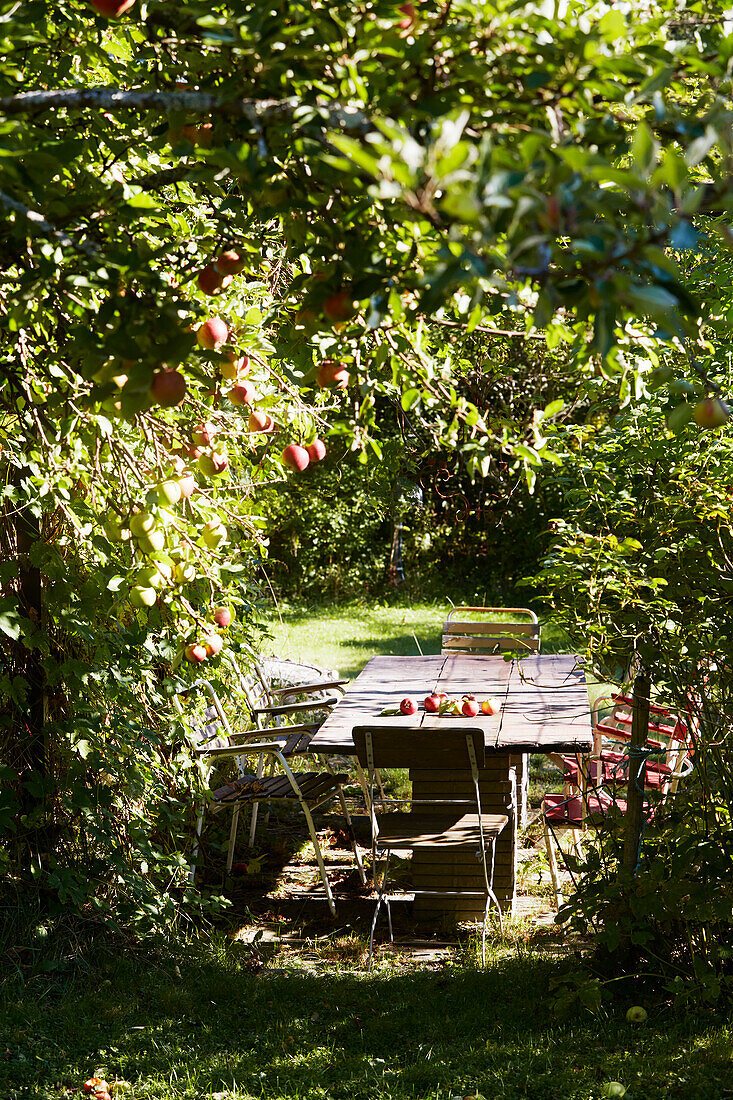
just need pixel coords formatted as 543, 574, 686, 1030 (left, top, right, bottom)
157, 480, 183, 506
173, 560, 197, 584
136, 529, 166, 555
625, 1005, 648, 1024
130, 585, 157, 608
102, 511, 128, 541
202, 519, 226, 549
129, 511, 157, 538
601, 1085, 626, 1099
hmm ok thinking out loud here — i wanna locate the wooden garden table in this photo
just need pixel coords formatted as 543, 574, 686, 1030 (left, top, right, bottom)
310, 653, 592, 916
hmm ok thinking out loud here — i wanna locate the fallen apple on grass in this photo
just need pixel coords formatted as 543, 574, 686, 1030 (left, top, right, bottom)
625, 1005, 648, 1024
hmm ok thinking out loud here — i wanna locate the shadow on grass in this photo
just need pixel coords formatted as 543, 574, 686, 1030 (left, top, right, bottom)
1, 945, 731, 1100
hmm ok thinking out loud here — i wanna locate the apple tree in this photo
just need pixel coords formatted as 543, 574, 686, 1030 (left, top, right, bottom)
3, 0, 733, 930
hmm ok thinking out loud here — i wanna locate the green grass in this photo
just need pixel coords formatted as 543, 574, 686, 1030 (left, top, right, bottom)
262, 600, 571, 679
2, 940, 731, 1100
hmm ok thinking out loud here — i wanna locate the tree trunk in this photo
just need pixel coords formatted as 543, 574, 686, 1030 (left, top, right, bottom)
13, 465, 47, 781
622, 672, 651, 871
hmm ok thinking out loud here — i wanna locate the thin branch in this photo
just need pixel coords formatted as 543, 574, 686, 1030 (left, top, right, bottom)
0, 190, 100, 259
0, 88, 370, 132
430, 318, 547, 340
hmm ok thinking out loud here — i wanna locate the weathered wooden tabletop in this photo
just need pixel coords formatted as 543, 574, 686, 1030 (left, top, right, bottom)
309, 653, 592, 755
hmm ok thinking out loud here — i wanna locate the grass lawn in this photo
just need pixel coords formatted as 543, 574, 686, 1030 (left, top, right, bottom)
261, 600, 571, 680
2, 939, 731, 1100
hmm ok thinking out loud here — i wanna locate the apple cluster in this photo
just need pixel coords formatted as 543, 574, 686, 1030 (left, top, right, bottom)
399, 694, 502, 717
83, 1077, 112, 1100
184, 605, 234, 664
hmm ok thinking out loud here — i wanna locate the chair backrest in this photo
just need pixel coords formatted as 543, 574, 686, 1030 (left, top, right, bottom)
174, 680, 233, 753
442, 606, 540, 655
352, 724, 486, 773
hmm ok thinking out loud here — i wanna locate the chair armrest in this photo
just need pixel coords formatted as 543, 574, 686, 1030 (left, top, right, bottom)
253, 695, 340, 717
269, 679, 349, 700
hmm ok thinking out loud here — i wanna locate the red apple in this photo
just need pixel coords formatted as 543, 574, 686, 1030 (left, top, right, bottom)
198, 451, 228, 477
221, 354, 249, 381
231, 861, 248, 874
248, 409, 274, 433
217, 249, 246, 275
692, 397, 730, 428
90, 0, 135, 16
150, 369, 186, 408
461, 698, 480, 717
398, 2, 417, 29
481, 697, 501, 716
282, 444, 310, 471
400, 696, 417, 715
185, 643, 207, 664
323, 290, 356, 323
212, 606, 233, 629
229, 381, 256, 406
316, 359, 350, 388
197, 264, 224, 295
424, 693, 442, 713
192, 421, 217, 446
84, 1079, 105, 1095
307, 438, 327, 463
197, 318, 229, 350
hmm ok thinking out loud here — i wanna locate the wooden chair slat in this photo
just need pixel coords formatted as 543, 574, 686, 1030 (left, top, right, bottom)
352, 725, 485, 770
374, 812, 508, 847
442, 621, 539, 635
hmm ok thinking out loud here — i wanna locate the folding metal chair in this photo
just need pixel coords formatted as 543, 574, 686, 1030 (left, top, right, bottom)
174, 681, 366, 910
441, 606, 540, 656
352, 724, 508, 967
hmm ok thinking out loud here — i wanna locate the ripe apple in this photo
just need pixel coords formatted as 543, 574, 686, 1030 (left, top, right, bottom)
203, 632, 224, 656
221, 354, 249, 381
197, 318, 229, 350
150, 369, 186, 408
185, 643, 207, 664
248, 409, 274, 433
192, 420, 217, 447
198, 451, 228, 477
323, 290, 356, 323
217, 249, 245, 275
84, 1078, 106, 1094
692, 396, 730, 428
400, 696, 417, 715
282, 444, 310, 471
130, 585, 156, 608
601, 1085, 626, 1099
229, 381, 256, 406
461, 697, 480, 717
424, 693, 442, 713
316, 359, 350, 388
157, 480, 183, 506
212, 606, 233, 628
481, 697, 501, 716
625, 1005, 648, 1024
90, 0, 135, 15
177, 472, 195, 499
398, 2, 417, 29
196, 264, 223, 295
307, 438, 326, 463
202, 519, 227, 548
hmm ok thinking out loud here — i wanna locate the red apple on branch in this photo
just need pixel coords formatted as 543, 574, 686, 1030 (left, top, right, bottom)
197, 264, 225, 296
323, 290, 356, 324
692, 397, 730, 428
282, 444, 310, 471
185, 643, 207, 664
217, 249, 246, 275
90, 0, 135, 16
307, 438, 327, 463
212, 606, 233, 629
197, 318, 229, 350
177, 472, 196, 498
150, 369, 186, 408
203, 633, 224, 656
248, 409, 274, 433
229, 381, 256, 406
316, 360, 350, 388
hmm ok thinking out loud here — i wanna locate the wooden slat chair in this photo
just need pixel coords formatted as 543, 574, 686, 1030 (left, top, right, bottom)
441, 606, 540, 656
174, 679, 366, 904
352, 724, 509, 967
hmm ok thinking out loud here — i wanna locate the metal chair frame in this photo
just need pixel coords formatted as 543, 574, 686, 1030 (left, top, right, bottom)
353, 724, 508, 967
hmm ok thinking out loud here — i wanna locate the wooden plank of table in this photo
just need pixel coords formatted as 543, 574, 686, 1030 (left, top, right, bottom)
496, 655, 591, 752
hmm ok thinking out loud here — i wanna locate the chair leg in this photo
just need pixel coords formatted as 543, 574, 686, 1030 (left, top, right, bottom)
544, 819, 562, 910
299, 799, 337, 917
336, 786, 367, 885
189, 809, 205, 883
247, 752, 266, 847
368, 849, 391, 969
226, 804, 240, 874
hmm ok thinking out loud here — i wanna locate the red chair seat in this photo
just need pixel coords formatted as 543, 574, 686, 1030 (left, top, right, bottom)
562, 752, 672, 789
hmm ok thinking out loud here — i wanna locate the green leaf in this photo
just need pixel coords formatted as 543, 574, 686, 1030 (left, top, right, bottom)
401, 388, 420, 411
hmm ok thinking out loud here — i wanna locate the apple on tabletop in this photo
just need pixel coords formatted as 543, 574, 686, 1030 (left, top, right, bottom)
399, 697, 417, 715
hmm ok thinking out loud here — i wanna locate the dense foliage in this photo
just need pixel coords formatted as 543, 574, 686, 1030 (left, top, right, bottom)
3, 0, 733, 944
